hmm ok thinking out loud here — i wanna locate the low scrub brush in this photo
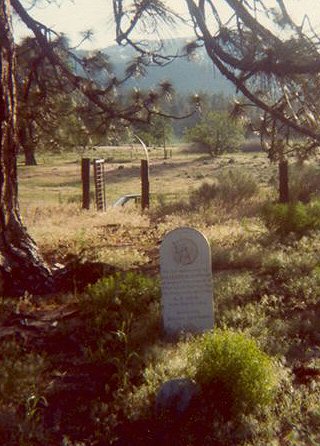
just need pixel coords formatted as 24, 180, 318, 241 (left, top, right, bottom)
186, 329, 279, 418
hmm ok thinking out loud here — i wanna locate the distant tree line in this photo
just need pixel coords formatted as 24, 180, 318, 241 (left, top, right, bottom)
17, 37, 237, 164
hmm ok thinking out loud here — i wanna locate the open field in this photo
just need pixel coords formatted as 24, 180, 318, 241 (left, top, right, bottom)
1, 147, 319, 445
19, 146, 275, 269
18, 145, 275, 206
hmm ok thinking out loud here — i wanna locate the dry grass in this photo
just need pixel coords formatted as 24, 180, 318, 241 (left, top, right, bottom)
18, 148, 275, 205
5, 148, 320, 445
22, 204, 150, 268
18, 148, 274, 268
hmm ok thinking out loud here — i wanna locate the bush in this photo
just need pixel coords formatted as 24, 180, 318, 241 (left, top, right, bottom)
83, 272, 160, 331
0, 341, 47, 406
289, 164, 320, 203
184, 111, 245, 157
190, 169, 258, 208
262, 200, 320, 237
211, 243, 264, 270
186, 330, 279, 417
80, 272, 160, 365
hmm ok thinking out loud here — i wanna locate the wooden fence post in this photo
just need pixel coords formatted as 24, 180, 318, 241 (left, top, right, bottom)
81, 158, 91, 210
141, 159, 150, 210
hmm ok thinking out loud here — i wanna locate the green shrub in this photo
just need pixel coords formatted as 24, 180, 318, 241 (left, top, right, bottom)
0, 341, 47, 406
184, 111, 245, 157
262, 201, 320, 237
212, 243, 264, 271
190, 169, 258, 208
151, 195, 191, 219
261, 247, 318, 284
83, 272, 160, 331
289, 164, 320, 203
80, 272, 160, 366
186, 329, 279, 417
215, 272, 256, 304
189, 181, 218, 207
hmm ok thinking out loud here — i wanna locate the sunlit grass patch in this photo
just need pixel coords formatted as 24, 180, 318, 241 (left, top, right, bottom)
22, 204, 150, 266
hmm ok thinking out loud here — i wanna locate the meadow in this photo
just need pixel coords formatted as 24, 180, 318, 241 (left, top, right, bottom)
1, 145, 319, 445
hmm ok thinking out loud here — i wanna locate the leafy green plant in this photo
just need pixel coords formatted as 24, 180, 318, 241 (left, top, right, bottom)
0, 341, 47, 406
190, 169, 258, 209
262, 200, 320, 237
134, 114, 174, 148
84, 272, 159, 324
186, 329, 279, 417
81, 272, 160, 362
214, 272, 257, 311
211, 242, 264, 271
184, 111, 245, 157
261, 246, 318, 284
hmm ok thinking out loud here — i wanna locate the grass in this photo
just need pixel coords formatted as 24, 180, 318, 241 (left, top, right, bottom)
18, 147, 276, 206
1, 147, 319, 444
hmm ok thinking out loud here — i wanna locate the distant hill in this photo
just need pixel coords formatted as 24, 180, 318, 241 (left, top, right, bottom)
76, 38, 235, 97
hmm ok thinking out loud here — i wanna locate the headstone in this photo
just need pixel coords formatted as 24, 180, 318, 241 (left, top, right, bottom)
160, 227, 214, 336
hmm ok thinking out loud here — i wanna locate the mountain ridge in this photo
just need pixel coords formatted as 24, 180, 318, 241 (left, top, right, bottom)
77, 38, 235, 96
104, 38, 234, 95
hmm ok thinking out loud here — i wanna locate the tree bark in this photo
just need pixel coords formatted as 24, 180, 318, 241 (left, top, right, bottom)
19, 125, 37, 166
0, 0, 52, 296
23, 146, 37, 166
279, 159, 289, 204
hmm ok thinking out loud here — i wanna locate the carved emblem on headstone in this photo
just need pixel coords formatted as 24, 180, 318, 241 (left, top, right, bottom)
172, 238, 199, 266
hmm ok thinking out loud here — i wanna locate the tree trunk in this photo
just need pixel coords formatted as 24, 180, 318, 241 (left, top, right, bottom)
0, 0, 52, 296
19, 125, 37, 166
279, 159, 289, 203
23, 144, 37, 166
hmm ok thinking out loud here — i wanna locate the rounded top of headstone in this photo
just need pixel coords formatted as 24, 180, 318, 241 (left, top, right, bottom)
160, 227, 211, 271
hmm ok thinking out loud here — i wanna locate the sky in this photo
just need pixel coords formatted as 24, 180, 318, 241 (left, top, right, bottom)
15, 0, 197, 49
15, 0, 117, 49
14, 0, 320, 50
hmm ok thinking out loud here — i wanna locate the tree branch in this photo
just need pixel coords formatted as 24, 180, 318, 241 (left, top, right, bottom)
12, 0, 185, 125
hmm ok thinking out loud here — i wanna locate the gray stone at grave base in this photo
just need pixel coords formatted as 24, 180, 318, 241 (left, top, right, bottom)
160, 227, 214, 335
155, 378, 200, 416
